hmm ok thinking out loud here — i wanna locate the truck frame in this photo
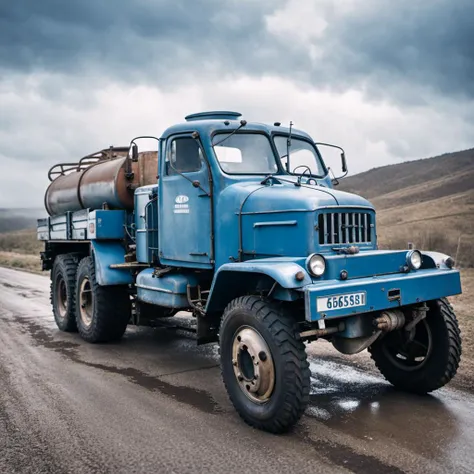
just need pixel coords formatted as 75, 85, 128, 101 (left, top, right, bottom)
38, 111, 462, 433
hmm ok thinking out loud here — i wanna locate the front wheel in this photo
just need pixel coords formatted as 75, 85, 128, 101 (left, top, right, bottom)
219, 296, 310, 433
75, 257, 131, 343
369, 298, 461, 393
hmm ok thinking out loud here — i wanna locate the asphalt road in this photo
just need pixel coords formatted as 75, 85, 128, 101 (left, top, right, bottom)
1, 267, 473, 474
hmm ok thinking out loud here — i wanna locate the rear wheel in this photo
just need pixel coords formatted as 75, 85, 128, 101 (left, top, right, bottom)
219, 296, 310, 433
369, 298, 461, 393
75, 257, 131, 343
51, 253, 80, 332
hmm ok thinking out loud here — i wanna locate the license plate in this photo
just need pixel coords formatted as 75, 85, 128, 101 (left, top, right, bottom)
317, 292, 366, 312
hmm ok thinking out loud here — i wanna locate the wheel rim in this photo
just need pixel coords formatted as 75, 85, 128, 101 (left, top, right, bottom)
232, 326, 275, 403
79, 278, 93, 328
382, 319, 433, 371
56, 276, 68, 319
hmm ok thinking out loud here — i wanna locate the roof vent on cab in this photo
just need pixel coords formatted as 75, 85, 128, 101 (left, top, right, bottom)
184, 111, 242, 122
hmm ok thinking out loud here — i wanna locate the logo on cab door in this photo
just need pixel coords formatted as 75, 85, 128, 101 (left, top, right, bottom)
175, 195, 189, 204
174, 195, 190, 214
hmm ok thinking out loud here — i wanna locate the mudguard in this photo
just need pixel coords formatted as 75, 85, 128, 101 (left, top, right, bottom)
91, 240, 134, 286
421, 251, 455, 270
205, 258, 311, 313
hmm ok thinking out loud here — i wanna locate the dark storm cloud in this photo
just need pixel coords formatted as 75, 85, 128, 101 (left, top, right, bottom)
0, 0, 293, 86
321, 0, 474, 101
1, 0, 473, 101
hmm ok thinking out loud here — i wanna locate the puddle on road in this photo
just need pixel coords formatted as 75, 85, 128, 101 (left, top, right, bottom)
1, 280, 43, 298
14, 315, 221, 415
307, 357, 463, 463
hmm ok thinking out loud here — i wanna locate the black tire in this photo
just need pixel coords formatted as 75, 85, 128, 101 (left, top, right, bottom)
369, 298, 461, 393
75, 256, 131, 343
51, 253, 81, 332
219, 296, 310, 433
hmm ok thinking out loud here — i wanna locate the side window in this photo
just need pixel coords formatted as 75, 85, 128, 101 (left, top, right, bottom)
166, 137, 203, 175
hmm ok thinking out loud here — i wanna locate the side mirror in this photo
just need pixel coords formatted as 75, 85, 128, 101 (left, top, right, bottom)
131, 143, 139, 161
341, 151, 347, 173
314, 142, 348, 179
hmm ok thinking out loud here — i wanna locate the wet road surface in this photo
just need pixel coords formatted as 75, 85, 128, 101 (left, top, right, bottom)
0, 267, 473, 474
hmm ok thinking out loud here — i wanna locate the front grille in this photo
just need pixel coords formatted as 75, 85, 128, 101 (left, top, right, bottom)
318, 212, 372, 245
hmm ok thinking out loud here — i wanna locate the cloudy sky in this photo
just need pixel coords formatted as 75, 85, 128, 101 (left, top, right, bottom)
1, 0, 473, 208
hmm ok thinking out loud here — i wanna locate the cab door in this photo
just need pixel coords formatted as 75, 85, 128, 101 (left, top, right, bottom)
158, 134, 213, 269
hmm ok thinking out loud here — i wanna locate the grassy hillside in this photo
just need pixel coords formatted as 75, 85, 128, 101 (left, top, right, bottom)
0, 209, 43, 272
0, 229, 42, 273
0, 208, 43, 232
340, 148, 474, 267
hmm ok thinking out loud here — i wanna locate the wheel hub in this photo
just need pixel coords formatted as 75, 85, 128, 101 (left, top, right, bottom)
56, 276, 68, 319
383, 319, 433, 371
79, 278, 93, 328
232, 327, 275, 403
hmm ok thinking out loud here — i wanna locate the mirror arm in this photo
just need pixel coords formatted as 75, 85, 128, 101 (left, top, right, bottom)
314, 141, 348, 178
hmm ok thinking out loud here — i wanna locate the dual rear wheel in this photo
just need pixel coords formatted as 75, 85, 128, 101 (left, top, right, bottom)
51, 254, 130, 343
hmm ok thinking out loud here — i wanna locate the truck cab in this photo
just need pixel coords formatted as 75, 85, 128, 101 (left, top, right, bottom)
38, 111, 462, 433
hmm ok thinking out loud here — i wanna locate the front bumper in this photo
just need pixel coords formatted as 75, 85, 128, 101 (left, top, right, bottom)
302, 268, 461, 322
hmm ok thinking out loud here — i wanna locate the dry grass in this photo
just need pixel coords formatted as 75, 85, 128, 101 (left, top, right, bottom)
0, 228, 43, 255
0, 251, 42, 274
0, 229, 43, 274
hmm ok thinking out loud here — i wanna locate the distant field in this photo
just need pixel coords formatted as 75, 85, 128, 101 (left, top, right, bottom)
0, 208, 43, 233
0, 229, 42, 273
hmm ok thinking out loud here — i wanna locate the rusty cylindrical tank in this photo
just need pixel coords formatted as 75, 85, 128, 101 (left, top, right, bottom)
44, 148, 158, 216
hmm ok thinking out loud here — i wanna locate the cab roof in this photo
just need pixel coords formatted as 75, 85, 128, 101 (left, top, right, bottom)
160, 111, 313, 142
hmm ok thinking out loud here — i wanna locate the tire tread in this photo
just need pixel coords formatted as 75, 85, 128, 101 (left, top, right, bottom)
369, 298, 461, 393
220, 296, 310, 433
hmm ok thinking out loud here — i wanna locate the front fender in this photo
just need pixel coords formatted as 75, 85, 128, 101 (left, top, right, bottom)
205, 258, 311, 313
421, 250, 455, 270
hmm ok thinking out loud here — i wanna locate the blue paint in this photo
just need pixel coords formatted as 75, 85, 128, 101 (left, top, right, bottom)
157, 133, 213, 269
303, 268, 461, 322
206, 257, 312, 313
88, 210, 126, 240
39, 111, 463, 341
135, 185, 158, 263
91, 240, 134, 286
136, 269, 199, 308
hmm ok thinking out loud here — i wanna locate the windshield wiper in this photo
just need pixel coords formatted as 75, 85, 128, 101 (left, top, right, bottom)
212, 119, 247, 147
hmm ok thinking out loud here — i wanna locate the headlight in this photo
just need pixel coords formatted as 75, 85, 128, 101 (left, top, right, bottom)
306, 254, 326, 277
406, 250, 422, 270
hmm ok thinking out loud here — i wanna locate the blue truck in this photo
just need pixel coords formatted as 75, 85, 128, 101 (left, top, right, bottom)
38, 111, 462, 432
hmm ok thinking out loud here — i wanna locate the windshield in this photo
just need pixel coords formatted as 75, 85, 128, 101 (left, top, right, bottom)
212, 133, 278, 174
274, 136, 326, 178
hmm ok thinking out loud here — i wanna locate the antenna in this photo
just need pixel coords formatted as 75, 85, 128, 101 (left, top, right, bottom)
286, 121, 293, 172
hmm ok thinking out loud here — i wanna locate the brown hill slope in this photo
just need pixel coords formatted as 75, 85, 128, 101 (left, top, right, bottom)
340, 148, 474, 266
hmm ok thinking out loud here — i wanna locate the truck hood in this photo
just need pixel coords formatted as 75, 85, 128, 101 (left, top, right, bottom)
223, 180, 373, 213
